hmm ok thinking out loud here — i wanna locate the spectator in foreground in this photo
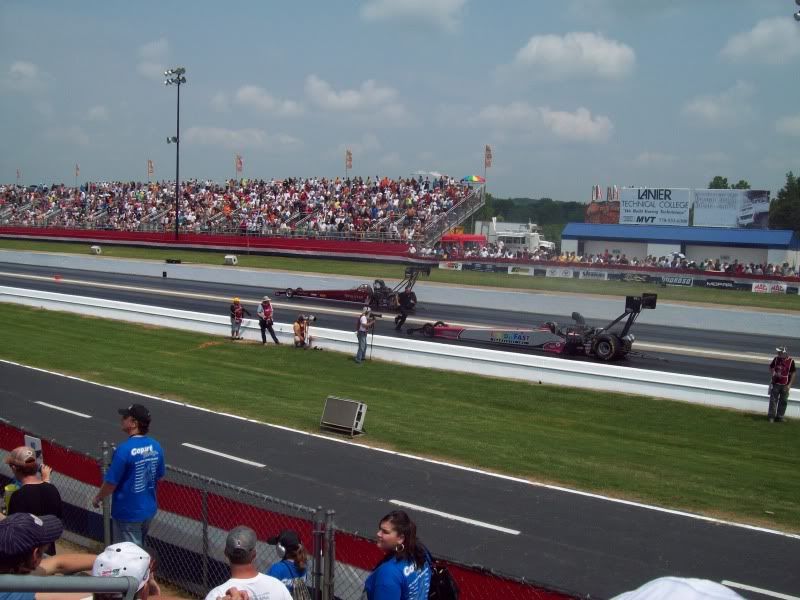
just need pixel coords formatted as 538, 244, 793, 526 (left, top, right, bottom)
610, 576, 743, 599
5, 447, 63, 556
204, 526, 291, 600
91, 541, 182, 600
0, 512, 96, 600
92, 404, 165, 548
266, 530, 309, 597
364, 510, 430, 600
229, 298, 251, 341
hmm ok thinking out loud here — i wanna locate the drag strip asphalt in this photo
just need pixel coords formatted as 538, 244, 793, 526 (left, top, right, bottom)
0, 263, 781, 383
2, 361, 798, 599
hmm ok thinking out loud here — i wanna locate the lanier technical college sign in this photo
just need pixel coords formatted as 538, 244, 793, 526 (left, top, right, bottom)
620, 188, 691, 226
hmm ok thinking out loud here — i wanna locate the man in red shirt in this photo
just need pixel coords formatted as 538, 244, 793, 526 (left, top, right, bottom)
769, 346, 796, 422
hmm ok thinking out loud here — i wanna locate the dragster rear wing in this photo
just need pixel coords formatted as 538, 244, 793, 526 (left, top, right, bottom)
625, 293, 657, 313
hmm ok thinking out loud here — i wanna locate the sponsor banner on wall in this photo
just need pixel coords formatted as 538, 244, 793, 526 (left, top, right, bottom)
507, 266, 535, 276
546, 267, 574, 278
752, 281, 787, 294
463, 262, 507, 273
620, 188, 690, 226
661, 275, 693, 287
438, 261, 462, 271
608, 272, 652, 283
704, 278, 736, 289
693, 189, 771, 229
578, 270, 608, 280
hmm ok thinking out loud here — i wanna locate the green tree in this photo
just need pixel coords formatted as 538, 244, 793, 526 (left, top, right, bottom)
708, 176, 729, 189
732, 179, 751, 189
769, 171, 800, 233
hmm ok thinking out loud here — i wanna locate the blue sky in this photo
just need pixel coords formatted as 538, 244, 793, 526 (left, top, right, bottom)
1, 0, 798, 201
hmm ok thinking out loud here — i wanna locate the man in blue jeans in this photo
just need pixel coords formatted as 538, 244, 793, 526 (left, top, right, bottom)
92, 403, 165, 547
355, 306, 374, 363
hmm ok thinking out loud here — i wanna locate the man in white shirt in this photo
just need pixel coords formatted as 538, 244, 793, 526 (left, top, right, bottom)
204, 526, 291, 600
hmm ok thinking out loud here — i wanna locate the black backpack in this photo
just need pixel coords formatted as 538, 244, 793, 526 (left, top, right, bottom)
428, 558, 459, 600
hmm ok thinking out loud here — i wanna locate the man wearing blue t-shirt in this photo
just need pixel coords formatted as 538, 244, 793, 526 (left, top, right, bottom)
92, 403, 165, 547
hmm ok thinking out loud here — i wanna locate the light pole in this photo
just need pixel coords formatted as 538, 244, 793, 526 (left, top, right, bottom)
165, 67, 186, 241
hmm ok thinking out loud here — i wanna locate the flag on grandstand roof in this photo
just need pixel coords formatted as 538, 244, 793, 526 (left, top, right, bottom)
462, 175, 485, 183
235, 153, 243, 174
484, 145, 492, 169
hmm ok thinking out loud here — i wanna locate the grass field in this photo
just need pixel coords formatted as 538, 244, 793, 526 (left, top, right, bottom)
2, 302, 798, 531
1, 238, 798, 311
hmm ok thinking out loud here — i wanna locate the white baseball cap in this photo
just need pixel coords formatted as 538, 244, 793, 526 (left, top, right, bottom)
92, 542, 151, 591
362, 306, 371, 314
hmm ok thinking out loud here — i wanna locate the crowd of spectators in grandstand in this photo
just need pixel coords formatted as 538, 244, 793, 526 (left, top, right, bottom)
0, 175, 472, 243
419, 243, 799, 277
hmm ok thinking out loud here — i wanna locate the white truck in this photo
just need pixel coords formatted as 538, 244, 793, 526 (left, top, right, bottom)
477, 219, 556, 254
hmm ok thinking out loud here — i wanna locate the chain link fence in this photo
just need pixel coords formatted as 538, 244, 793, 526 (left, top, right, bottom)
2, 419, 581, 599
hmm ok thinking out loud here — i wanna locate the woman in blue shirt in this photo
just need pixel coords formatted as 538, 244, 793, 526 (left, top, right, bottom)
364, 510, 431, 600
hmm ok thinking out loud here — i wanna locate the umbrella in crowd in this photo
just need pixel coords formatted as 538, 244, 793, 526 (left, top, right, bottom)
461, 175, 486, 183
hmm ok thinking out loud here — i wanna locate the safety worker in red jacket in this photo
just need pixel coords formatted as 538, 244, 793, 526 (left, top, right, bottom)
257, 296, 280, 345
768, 346, 796, 422
229, 297, 252, 340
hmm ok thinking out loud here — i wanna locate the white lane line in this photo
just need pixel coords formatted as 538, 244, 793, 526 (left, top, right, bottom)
34, 401, 91, 418
390, 499, 520, 535
722, 580, 800, 599
181, 442, 265, 468
4, 362, 799, 542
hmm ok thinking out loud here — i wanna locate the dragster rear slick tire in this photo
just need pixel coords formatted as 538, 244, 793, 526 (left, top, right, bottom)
594, 333, 620, 361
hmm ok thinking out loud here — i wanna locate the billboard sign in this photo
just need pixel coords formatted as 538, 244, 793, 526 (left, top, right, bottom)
620, 188, 690, 226
546, 267, 574, 278
693, 189, 771, 229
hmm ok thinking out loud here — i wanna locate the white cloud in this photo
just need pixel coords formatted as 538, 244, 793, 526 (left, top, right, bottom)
476, 102, 613, 143
633, 152, 676, 167
682, 81, 754, 127
721, 18, 800, 65
86, 105, 109, 121
137, 38, 169, 81
775, 114, 800, 137
360, 0, 466, 32
305, 75, 396, 111
512, 32, 635, 79
210, 92, 231, 113
184, 126, 301, 150
697, 151, 729, 164
44, 126, 89, 146
540, 107, 613, 142
234, 85, 303, 116
2, 60, 45, 92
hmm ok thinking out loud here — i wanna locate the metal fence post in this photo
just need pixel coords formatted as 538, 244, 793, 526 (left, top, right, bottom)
100, 441, 111, 547
202, 488, 209, 592
323, 510, 336, 600
312, 507, 324, 600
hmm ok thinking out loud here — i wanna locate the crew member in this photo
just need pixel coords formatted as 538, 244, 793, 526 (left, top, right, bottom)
355, 307, 375, 363
769, 346, 796, 422
293, 315, 308, 348
257, 296, 280, 345
230, 297, 252, 341
393, 286, 417, 331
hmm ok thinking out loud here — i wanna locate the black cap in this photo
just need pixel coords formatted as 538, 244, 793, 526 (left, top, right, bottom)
267, 530, 301, 553
118, 403, 151, 425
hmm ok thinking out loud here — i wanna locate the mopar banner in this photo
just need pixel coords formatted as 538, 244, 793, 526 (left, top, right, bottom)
438, 261, 462, 271
620, 188, 690, 226
752, 281, 787, 294
578, 270, 608, 280
693, 189, 771, 229
704, 278, 736, 290
546, 267, 574, 278
508, 266, 535, 276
